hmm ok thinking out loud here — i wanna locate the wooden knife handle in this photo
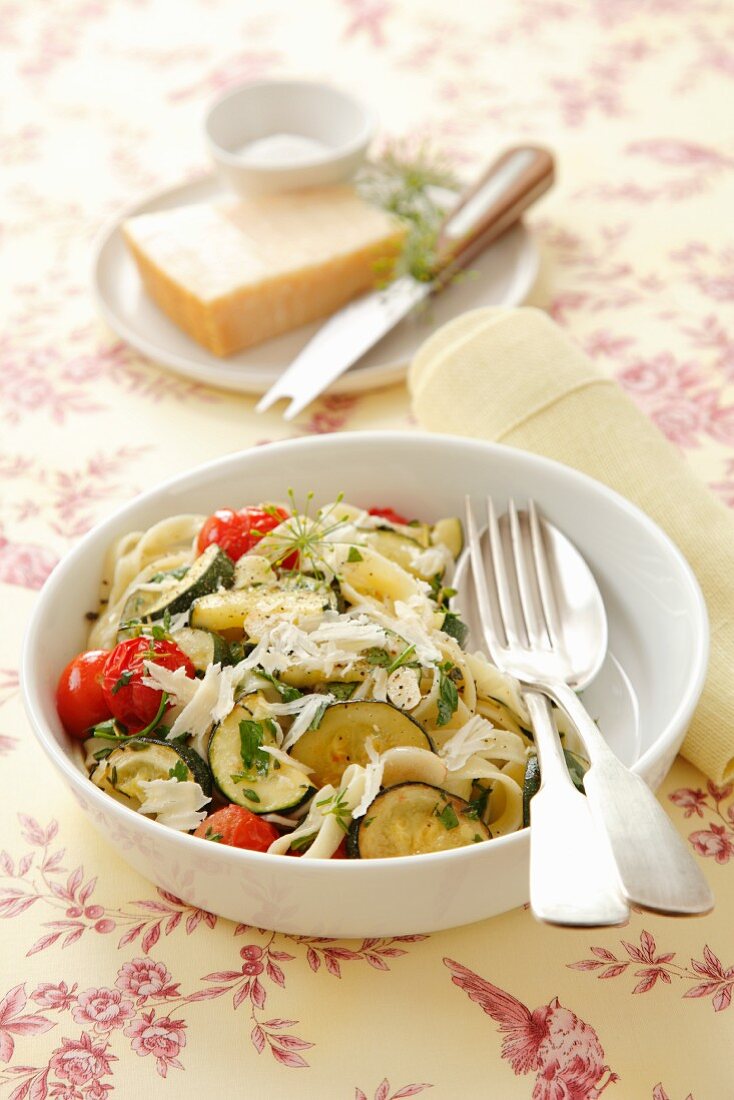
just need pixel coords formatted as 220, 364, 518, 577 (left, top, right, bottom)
433, 146, 555, 284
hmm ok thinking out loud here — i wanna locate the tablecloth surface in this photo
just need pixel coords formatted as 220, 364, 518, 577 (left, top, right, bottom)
2, 1, 734, 1097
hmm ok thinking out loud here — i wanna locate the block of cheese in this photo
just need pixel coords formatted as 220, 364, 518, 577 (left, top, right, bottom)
122, 186, 406, 357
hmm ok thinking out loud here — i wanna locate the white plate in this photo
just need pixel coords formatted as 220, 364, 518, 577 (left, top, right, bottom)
22, 434, 708, 937
91, 174, 540, 396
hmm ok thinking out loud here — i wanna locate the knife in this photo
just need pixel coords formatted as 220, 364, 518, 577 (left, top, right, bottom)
256, 145, 555, 420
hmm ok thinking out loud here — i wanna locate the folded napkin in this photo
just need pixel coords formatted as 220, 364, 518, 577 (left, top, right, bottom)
409, 306, 734, 784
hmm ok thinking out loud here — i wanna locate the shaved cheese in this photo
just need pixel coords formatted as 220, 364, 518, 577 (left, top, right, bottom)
281, 693, 335, 750
409, 544, 452, 577
137, 778, 210, 831
439, 715, 496, 771
352, 758, 383, 818
166, 663, 223, 756
370, 667, 388, 702
142, 662, 198, 706
262, 745, 313, 774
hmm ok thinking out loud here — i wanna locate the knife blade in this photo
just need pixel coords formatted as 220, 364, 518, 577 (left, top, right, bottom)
256, 145, 555, 420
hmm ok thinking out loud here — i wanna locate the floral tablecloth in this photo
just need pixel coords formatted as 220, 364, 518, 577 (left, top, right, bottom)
3, 1, 734, 1097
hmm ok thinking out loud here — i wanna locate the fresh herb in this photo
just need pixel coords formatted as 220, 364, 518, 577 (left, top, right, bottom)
436, 662, 459, 726
347, 546, 364, 562
239, 788, 261, 804
89, 718, 127, 741
473, 834, 484, 843
564, 748, 588, 793
204, 827, 223, 843
308, 701, 329, 731
316, 788, 351, 832
110, 766, 119, 788
238, 720, 271, 777
365, 647, 392, 667
256, 668, 303, 704
387, 643, 418, 675
362, 816, 374, 828
428, 575, 457, 608
357, 144, 459, 284
111, 670, 133, 695
135, 692, 170, 738
289, 832, 316, 853
92, 746, 114, 761
441, 611, 469, 648
256, 490, 351, 575
324, 681, 357, 701
464, 787, 490, 821
435, 802, 459, 830
168, 759, 188, 783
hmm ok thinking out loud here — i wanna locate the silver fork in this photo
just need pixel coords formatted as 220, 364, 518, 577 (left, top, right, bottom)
465, 496, 628, 926
465, 496, 714, 922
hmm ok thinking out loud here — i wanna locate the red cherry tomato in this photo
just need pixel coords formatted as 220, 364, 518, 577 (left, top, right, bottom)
194, 805, 280, 852
368, 506, 411, 526
102, 637, 195, 734
197, 505, 296, 567
56, 650, 110, 739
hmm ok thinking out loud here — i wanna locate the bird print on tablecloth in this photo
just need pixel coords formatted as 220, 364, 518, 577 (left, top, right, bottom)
444, 958, 619, 1100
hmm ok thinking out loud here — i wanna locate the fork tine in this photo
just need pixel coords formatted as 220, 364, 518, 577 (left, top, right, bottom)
528, 499, 563, 647
464, 496, 505, 661
508, 499, 550, 650
486, 496, 524, 647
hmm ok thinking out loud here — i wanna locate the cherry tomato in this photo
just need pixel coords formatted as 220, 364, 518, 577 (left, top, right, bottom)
56, 650, 110, 739
102, 637, 195, 734
197, 505, 296, 567
368, 506, 411, 526
194, 805, 280, 852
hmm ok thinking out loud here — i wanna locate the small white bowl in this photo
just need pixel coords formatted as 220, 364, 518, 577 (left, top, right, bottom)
205, 79, 375, 196
22, 433, 708, 937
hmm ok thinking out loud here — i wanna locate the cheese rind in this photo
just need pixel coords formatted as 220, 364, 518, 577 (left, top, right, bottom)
123, 186, 405, 357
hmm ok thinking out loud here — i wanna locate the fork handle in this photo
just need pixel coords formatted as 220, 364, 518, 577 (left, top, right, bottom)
524, 690, 629, 927
548, 680, 714, 915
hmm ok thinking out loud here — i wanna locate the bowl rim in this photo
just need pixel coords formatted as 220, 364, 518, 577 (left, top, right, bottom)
21, 431, 709, 874
204, 78, 376, 174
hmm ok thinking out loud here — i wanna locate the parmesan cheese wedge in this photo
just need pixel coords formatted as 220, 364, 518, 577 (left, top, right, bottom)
123, 186, 405, 356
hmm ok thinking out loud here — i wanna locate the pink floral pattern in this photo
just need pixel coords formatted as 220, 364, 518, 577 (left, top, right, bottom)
568, 930, 734, 1012
669, 782, 734, 865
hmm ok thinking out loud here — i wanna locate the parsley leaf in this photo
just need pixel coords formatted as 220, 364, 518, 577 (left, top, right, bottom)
364, 647, 392, 667
436, 662, 459, 726
256, 668, 302, 704
238, 720, 271, 777
168, 759, 188, 783
111, 670, 133, 695
324, 681, 357, 701
204, 827, 223, 843
436, 802, 459, 830
347, 546, 364, 562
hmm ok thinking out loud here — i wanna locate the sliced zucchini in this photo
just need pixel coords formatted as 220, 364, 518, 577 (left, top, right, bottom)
173, 627, 230, 672
208, 704, 314, 813
191, 581, 335, 640
431, 517, 463, 560
522, 754, 540, 827
349, 782, 490, 858
290, 701, 434, 789
123, 545, 234, 627
363, 529, 441, 582
90, 737, 212, 809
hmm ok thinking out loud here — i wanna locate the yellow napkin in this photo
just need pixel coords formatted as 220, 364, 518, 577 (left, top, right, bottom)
409, 306, 734, 784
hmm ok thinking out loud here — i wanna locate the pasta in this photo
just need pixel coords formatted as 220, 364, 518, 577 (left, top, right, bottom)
56, 497, 579, 859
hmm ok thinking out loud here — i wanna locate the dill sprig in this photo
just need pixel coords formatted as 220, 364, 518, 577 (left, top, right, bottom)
258, 491, 351, 576
357, 143, 459, 283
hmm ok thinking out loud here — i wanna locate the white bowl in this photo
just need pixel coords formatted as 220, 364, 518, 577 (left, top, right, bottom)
22, 433, 708, 937
205, 79, 375, 196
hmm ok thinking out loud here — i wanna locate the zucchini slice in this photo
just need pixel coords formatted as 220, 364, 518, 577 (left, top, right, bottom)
122, 545, 234, 626
431, 517, 463, 559
191, 578, 336, 640
349, 782, 490, 858
522, 754, 540, 827
290, 701, 434, 789
363, 529, 440, 582
90, 737, 212, 809
172, 627, 230, 672
208, 704, 314, 813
